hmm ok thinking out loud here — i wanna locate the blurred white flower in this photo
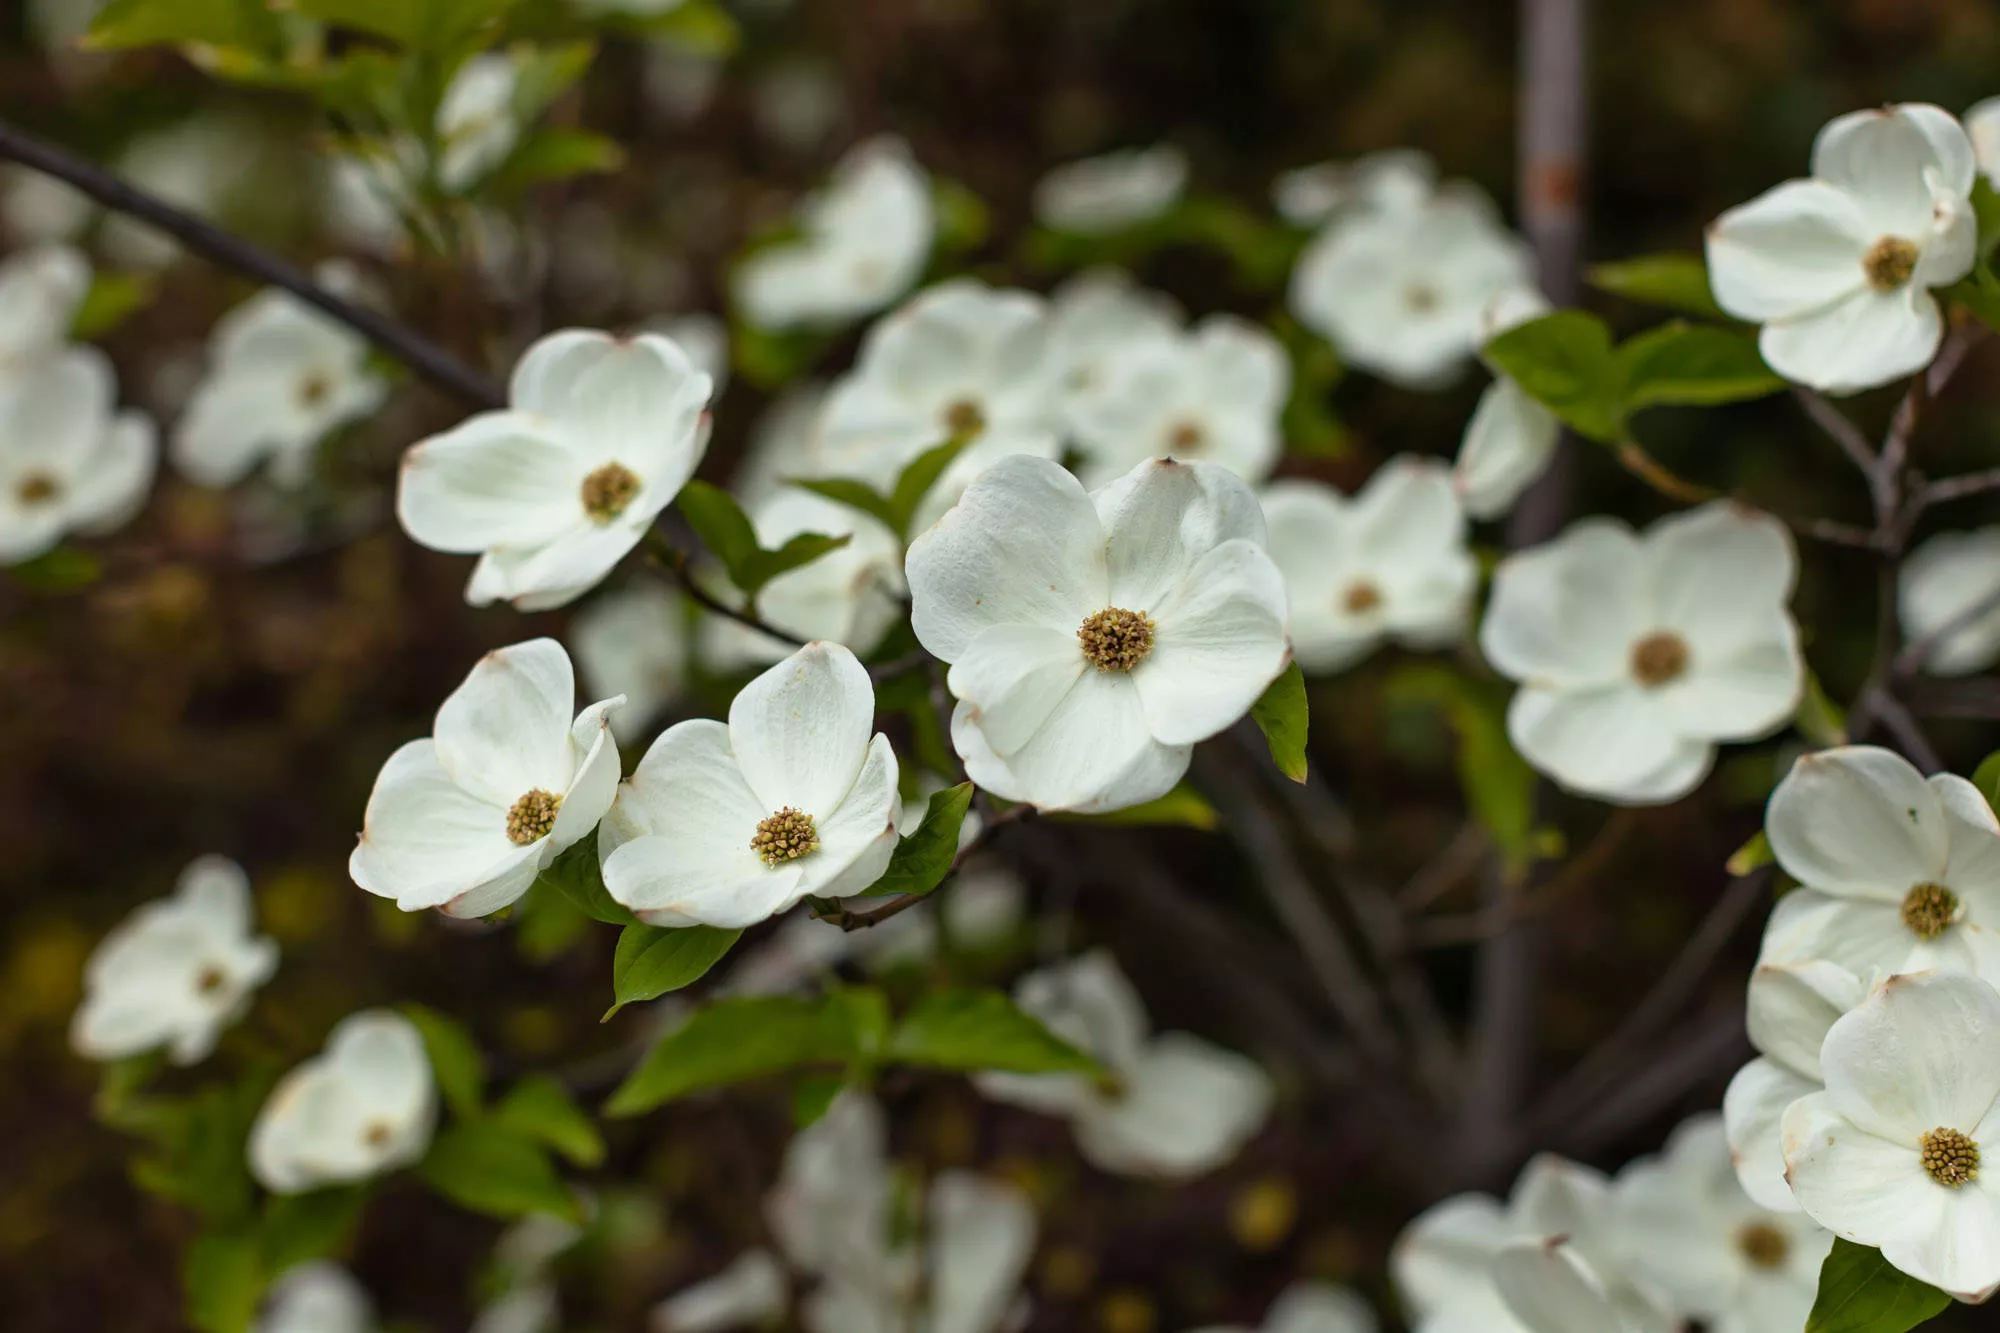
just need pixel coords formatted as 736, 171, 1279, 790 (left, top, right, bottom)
735, 137, 935, 330
1967, 97, 2000, 187
1479, 502, 1801, 805
1900, 527, 2000, 675
255, 1262, 373, 1333
1033, 145, 1189, 234
643, 43, 724, 126
172, 263, 388, 489
438, 53, 523, 194
652, 1249, 788, 1332
350, 638, 625, 917
750, 58, 846, 154
1188, 1281, 1378, 1333
1290, 183, 1533, 388
572, 582, 688, 745
71, 855, 278, 1066
1782, 969, 2000, 1301
648, 311, 731, 395
601, 642, 900, 928
1760, 744, 2000, 987
1706, 103, 1976, 395
1272, 149, 1435, 228
397, 329, 713, 611
1261, 457, 1476, 674
1723, 958, 1867, 1213
0, 168, 94, 245
471, 1286, 558, 1333
1452, 288, 1561, 520
249, 1009, 436, 1193
1489, 1238, 1653, 1333
907, 455, 1291, 814
1612, 1112, 1830, 1333
0, 242, 89, 366
979, 950, 1273, 1179
1070, 315, 1290, 488
1046, 269, 1182, 431
732, 380, 828, 508
0, 344, 156, 565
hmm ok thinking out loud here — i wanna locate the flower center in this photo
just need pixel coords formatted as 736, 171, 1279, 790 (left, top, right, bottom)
1862, 236, 1920, 291
1900, 882, 1960, 940
1404, 281, 1441, 314
752, 806, 819, 865
1166, 420, 1206, 454
1342, 580, 1383, 614
363, 1120, 395, 1149
194, 964, 228, 996
1629, 631, 1690, 687
1734, 1221, 1791, 1270
1919, 1126, 1980, 1187
943, 398, 987, 440
580, 462, 642, 523
1077, 607, 1156, 672
505, 788, 562, 846
297, 371, 333, 407
15, 471, 60, 507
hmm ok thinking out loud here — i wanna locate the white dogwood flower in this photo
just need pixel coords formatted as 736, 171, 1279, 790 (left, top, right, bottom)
1069, 315, 1290, 488
1453, 287, 1561, 520
1900, 527, 2000, 675
0, 344, 156, 565
1782, 969, 2000, 1301
600, 642, 900, 928
438, 53, 523, 193
1489, 1238, 1651, 1333
1479, 502, 1802, 805
1045, 269, 1182, 430
735, 136, 935, 330
1706, 103, 1976, 395
1723, 958, 1868, 1213
350, 639, 625, 917
0, 241, 88, 367
255, 1262, 373, 1333
1290, 183, 1533, 387
571, 582, 687, 745
1261, 457, 1476, 674
1032, 144, 1189, 234
978, 950, 1274, 1179
397, 329, 713, 611
173, 263, 388, 488
249, 1009, 437, 1194
1761, 745, 2000, 987
1968, 97, 2000, 186
907, 454, 1291, 814
1272, 149, 1435, 228
652, 1250, 788, 1333
71, 855, 278, 1066
1613, 1112, 1831, 1333
1188, 1281, 1378, 1333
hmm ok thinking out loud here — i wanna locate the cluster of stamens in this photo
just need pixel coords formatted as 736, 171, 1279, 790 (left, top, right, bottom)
1166, 421, 1207, 454
1630, 631, 1691, 687
15, 472, 59, 507
194, 964, 228, 996
752, 807, 819, 864
1734, 1221, 1791, 1270
1078, 607, 1156, 672
943, 398, 987, 440
1863, 236, 1920, 291
1900, 882, 1960, 941
1403, 282, 1441, 313
1919, 1126, 1980, 1187
363, 1120, 395, 1149
1343, 581, 1383, 614
580, 462, 642, 523
297, 372, 333, 407
505, 788, 562, 846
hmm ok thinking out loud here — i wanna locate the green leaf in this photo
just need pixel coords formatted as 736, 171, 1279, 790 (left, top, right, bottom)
489, 128, 625, 194
1587, 254, 1727, 319
1385, 665, 1540, 876
285, 0, 426, 44
630, 0, 739, 55
71, 272, 157, 341
887, 989, 1100, 1075
87, 0, 284, 50
1795, 669, 1850, 749
131, 1074, 268, 1225
1249, 662, 1310, 783
792, 436, 970, 541
183, 1231, 262, 1333
1972, 176, 2000, 263
1974, 750, 2000, 815
790, 476, 901, 533
606, 924, 742, 1019
399, 1004, 485, 1120
530, 836, 636, 926
259, 1187, 366, 1274
1616, 321, 1784, 411
933, 178, 991, 256
1726, 831, 1774, 878
790, 1074, 847, 1127
492, 1075, 605, 1168
676, 480, 851, 601
1057, 782, 1220, 831
605, 993, 867, 1116
419, 1120, 579, 1223
858, 782, 974, 898
1482, 311, 1624, 442
1806, 1239, 1952, 1333
509, 38, 595, 121
737, 531, 852, 597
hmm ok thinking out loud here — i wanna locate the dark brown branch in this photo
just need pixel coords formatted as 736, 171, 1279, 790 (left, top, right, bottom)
1791, 386, 1879, 478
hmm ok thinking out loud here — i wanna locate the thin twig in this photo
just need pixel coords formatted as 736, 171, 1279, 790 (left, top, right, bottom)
640, 531, 810, 650
1413, 810, 1638, 947
0, 117, 507, 411
1918, 465, 2000, 508
1556, 1011, 1751, 1158
813, 807, 1036, 931
1791, 387, 1879, 477
1868, 686, 1946, 774
1397, 822, 1490, 912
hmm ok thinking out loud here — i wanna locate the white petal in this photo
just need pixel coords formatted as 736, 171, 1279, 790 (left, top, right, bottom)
1812, 104, 1976, 232
1646, 503, 1799, 654
396, 414, 581, 555
951, 676, 1189, 814
798, 732, 902, 900
1506, 684, 1714, 805
1015, 948, 1152, 1068
65, 411, 158, 537
550, 696, 625, 849
1782, 1091, 1959, 1282
1900, 527, 2000, 676
653, 1250, 789, 1333
1094, 457, 1267, 614
1491, 1240, 1621, 1333
1073, 1032, 1273, 1179
945, 624, 1087, 756
1706, 179, 1870, 322
1133, 539, 1290, 746
926, 1171, 1037, 1333
1391, 1194, 1512, 1318
465, 519, 650, 612
1765, 745, 1944, 900
1760, 286, 1944, 396
1264, 1282, 1379, 1333
433, 639, 577, 808
1818, 970, 2000, 1145
728, 642, 877, 818
1746, 959, 1867, 1081
1455, 378, 1559, 520
515, 331, 712, 488
348, 740, 539, 914
1724, 1056, 1820, 1213
1480, 519, 1648, 687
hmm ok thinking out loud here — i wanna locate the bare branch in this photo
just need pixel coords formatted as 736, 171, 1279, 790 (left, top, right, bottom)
1791, 387, 1879, 478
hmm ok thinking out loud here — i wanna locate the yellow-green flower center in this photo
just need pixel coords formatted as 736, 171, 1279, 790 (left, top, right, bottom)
752, 806, 819, 865
1630, 631, 1690, 687
505, 788, 562, 845
1863, 236, 1920, 291
943, 398, 987, 440
1343, 580, 1383, 614
1901, 882, 1960, 941
580, 462, 641, 523
1078, 607, 1156, 672
1920, 1126, 1980, 1187
15, 471, 59, 506
1735, 1221, 1790, 1270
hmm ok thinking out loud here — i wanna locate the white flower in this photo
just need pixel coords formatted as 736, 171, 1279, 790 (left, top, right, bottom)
767, 1088, 891, 1277
1032, 144, 1189, 234
1261, 457, 1476, 674
249, 1009, 437, 1193
71, 855, 278, 1065
1706, 103, 1976, 395
172, 263, 388, 489
1453, 288, 1561, 520
572, 582, 688, 745
907, 454, 1291, 814
1289, 183, 1533, 388
1900, 527, 2000, 675
255, 1262, 373, 1333
977, 950, 1274, 1179
397, 329, 713, 611
648, 312, 731, 396
471, 1286, 558, 1333
1479, 502, 1802, 806
735, 136, 935, 330
438, 53, 523, 193
350, 638, 625, 917
1, 168, 94, 246
1272, 149, 1436, 228
1045, 269, 1182, 430
1968, 97, 2000, 187
1781, 969, 2000, 1301
0, 344, 156, 565
1761, 744, 2000, 988
0, 242, 88, 368
600, 642, 901, 928
1187, 1281, 1378, 1333
1723, 958, 1868, 1213
1488, 1238, 1650, 1333
1612, 1112, 1831, 1333
652, 1250, 788, 1333
1069, 315, 1291, 488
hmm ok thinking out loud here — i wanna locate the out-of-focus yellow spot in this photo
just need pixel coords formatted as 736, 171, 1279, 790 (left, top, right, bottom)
0, 920, 89, 1047
259, 868, 334, 942
1098, 1288, 1156, 1333
1229, 1175, 1298, 1252
1039, 1245, 1096, 1300
503, 1004, 565, 1058
368, 896, 422, 946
